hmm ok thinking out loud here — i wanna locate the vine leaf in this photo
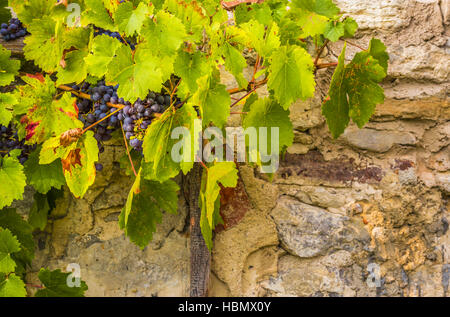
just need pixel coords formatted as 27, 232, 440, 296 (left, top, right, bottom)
0, 156, 26, 210
292, 0, 340, 18
0, 0, 11, 23
343, 17, 358, 38
82, 0, 116, 31
0, 274, 26, 297
106, 45, 172, 103
173, 51, 210, 98
114, 1, 151, 37
35, 268, 88, 297
119, 170, 179, 249
40, 131, 99, 199
243, 97, 294, 156
164, 0, 209, 42
143, 103, 198, 181
369, 38, 389, 73
24, 148, 65, 195
324, 20, 344, 42
0, 228, 21, 274
192, 73, 230, 129
199, 161, 238, 249
23, 19, 64, 72
203, 162, 238, 228
85, 34, 123, 78
0, 209, 35, 274
28, 193, 50, 231
234, 2, 273, 25
0, 45, 20, 86
221, 42, 248, 88
322, 42, 386, 138
268, 45, 316, 109
18, 85, 82, 144
240, 19, 280, 58
0, 93, 16, 126
61, 132, 99, 199
8, 0, 54, 26
141, 10, 186, 56
56, 49, 89, 86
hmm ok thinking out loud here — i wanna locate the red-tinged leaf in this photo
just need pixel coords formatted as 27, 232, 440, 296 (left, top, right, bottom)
61, 148, 82, 174
25, 121, 39, 141
24, 73, 45, 83
14, 76, 83, 144
39, 130, 99, 198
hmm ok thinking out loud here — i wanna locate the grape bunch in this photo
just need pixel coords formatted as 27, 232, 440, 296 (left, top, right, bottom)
118, 91, 176, 151
0, 123, 36, 164
1, 18, 28, 41
73, 80, 120, 152
94, 27, 136, 50
71, 80, 181, 169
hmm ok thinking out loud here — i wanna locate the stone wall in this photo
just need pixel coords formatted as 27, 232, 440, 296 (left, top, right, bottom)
21, 0, 449, 297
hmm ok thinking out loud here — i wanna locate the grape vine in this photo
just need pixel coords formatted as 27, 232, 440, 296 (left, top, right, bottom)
0, 0, 388, 297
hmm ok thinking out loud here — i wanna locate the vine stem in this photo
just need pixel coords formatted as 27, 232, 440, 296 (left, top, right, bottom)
58, 85, 125, 109
170, 78, 182, 104
345, 40, 367, 51
81, 105, 123, 134
316, 62, 338, 69
26, 283, 44, 289
314, 39, 330, 68
120, 121, 138, 177
230, 85, 259, 108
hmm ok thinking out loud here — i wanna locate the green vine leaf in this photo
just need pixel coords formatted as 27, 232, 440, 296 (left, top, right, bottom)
24, 148, 65, 195
173, 50, 211, 98
322, 42, 386, 138
164, 0, 209, 42
23, 19, 64, 73
0, 45, 20, 86
85, 34, 123, 78
0, 228, 21, 274
0, 273, 26, 297
141, 10, 186, 56
28, 193, 50, 231
0, 209, 35, 273
369, 38, 389, 73
119, 170, 179, 249
0, 156, 26, 210
324, 21, 344, 42
192, 73, 230, 129
292, 0, 340, 18
106, 45, 172, 103
35, 268, 88, 297
82, 0, 116, 31
8, 0, 54, 26
0, 93, 16, 127
56, 49, 89, 86
143, 103, 198, 181
114, 1, 151, 37
199, 161, 237, 249
202, 161, 238, 228
268, 45, 316, 109
243, 97, 294, 155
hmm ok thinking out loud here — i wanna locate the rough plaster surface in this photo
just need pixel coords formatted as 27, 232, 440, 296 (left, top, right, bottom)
18, 0, 449, 296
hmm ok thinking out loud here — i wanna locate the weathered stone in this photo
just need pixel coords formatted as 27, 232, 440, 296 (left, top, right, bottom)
342, 127, 416, 152
271, 197, 368, 258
